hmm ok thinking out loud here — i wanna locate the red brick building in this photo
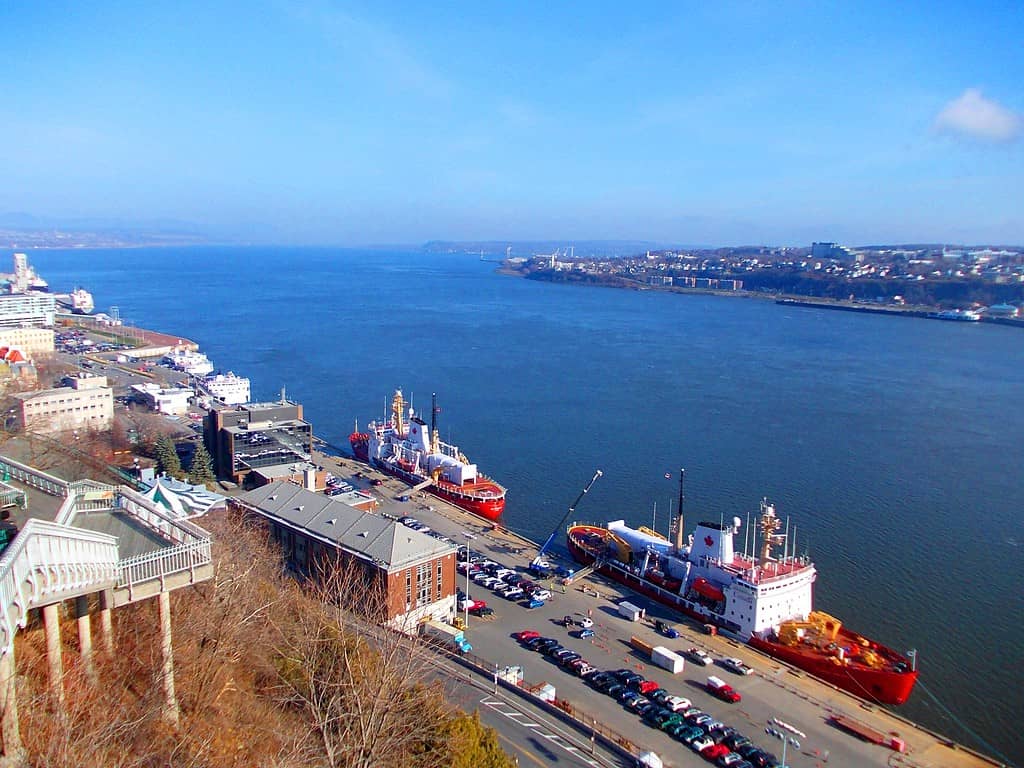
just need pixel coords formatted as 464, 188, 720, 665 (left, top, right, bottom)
235, 482, 458, 628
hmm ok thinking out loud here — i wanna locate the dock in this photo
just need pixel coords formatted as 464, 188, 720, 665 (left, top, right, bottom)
309, 449, 1006, 768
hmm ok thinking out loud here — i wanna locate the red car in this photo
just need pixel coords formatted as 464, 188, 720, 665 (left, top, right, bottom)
630, 679, 660, 695
700, 743, 730, 761
515, 630, 540, 642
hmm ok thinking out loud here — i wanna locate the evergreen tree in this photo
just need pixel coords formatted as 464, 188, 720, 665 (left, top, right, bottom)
188, 441, 215, 485
155, 434, 182, 478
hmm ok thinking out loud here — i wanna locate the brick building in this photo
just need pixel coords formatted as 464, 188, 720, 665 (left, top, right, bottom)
235, 482, 458, 629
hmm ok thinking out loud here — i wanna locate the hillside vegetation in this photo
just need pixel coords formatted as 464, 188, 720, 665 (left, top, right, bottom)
12, 514, 514, 768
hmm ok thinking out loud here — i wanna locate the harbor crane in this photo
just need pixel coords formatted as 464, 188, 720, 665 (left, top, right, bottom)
532, 469, 603, 570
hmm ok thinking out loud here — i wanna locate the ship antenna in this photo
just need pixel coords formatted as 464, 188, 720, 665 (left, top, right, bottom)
783, 515, 790, 563
673, 468, 686, 553
652, 501, 656, 532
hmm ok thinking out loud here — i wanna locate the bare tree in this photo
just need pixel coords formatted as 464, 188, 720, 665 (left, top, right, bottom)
265, 557, 452, 768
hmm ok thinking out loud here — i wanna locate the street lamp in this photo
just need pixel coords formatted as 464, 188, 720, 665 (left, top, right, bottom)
767, 717, 804, 768
462, 531, 476, 628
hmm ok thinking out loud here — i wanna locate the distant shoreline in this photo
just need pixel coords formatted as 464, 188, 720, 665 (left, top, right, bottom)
502, 267, 1024, 329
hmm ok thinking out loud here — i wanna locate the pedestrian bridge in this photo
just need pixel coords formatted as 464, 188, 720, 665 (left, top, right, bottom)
0, 455, 213, 656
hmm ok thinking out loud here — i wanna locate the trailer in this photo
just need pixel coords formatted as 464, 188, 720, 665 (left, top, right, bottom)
830, 713, 906, 752
651, 646, 685, 674
420, 620, 472, 653
618, 600, 645, 622
630, 635, 654, 655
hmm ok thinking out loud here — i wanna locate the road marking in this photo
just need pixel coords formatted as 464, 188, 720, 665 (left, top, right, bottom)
479, 696, 602, 767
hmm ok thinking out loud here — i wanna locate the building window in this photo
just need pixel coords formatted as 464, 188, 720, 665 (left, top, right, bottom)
436, 559, 443, 599
416, 562, 431, 606
405, 569, 412, 606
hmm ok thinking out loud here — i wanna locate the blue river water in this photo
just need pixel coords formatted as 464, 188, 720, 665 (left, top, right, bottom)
29, 246, 1024, 764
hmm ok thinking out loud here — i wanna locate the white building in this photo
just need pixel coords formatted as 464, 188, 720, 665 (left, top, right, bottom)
10, 373, 113, 434
0, 293, 56, 329
130, 383, 193, 415
204, 372, 250, 405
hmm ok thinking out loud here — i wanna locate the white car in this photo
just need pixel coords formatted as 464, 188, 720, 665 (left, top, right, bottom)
685, 647, 713, 666
530, 589, 551, 601
689, 735, 714, 752
499, 586, 524, 599
579, 616, 594, 628
721, 657, 754, 675
665, 695, 692, 712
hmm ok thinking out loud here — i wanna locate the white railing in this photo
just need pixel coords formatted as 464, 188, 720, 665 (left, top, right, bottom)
0, 456, 70, 498
0, 519, 119, 653
115, 486, 210, 546
116, 538, 212, 594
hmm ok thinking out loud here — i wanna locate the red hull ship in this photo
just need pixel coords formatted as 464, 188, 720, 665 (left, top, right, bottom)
566, 472, 918, 706
350, 391, 505, 522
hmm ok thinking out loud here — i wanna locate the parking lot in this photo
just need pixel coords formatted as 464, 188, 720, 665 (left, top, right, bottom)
316, 453, 995, 768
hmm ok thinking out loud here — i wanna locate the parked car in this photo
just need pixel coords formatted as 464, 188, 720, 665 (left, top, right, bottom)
526, 598, 545, 609
579, 616, 594, 628
689, 734, 714, 753
469, 605, 493, 617
720, 657, 754, 675
530, 588, 551, 601
665, 695, 692, 712
578, 628, 595, 639
699, 742, 730, 761
685, 647, 713, 666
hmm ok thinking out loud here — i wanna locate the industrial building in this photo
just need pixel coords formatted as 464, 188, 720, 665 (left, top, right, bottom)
204, 398, 314, 485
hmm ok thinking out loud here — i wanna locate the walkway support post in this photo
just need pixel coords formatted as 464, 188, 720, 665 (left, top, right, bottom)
75, 596, 96, 682
0, 646, 26, 765
98, 590, 114, 655
42, 604, 64, 706
157, 592, 179, 727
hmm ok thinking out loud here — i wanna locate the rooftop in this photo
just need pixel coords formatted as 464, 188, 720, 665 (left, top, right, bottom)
241, 481, 455, 571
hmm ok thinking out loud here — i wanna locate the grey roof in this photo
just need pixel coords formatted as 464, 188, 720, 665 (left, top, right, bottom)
241, 482, 455, 571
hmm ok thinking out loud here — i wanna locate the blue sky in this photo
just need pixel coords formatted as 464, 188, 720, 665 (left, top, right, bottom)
1, 1, 1021, 246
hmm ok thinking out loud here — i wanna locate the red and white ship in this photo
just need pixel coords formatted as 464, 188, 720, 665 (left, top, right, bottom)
349, 390, 506, 521
567, 471, 918, 706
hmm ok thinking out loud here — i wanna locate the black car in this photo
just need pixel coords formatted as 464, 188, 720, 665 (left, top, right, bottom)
647, 688, 671, 705
541, 643, 565, 657
641, 706, 672, 727
724, 734, 753, 752
604, 683, 625, 699
469, 605, 494, 617
589, 672, 615, 689
634, 701, 658, 717
558, 652, 582, 667
613, 669, 644, 687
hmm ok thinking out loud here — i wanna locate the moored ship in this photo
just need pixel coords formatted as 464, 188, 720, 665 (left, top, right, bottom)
351, 390, 506, 521
567, 470, 918, 705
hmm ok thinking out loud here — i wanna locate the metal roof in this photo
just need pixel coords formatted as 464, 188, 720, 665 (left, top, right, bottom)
241, 482, 455, 571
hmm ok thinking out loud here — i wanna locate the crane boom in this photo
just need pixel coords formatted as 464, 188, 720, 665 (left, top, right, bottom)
534, 469, 603, 566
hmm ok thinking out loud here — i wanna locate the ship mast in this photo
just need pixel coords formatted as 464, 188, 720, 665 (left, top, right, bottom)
673, 468, 686, 553
392, 390, 405, 435
430, 392, 440, 453
758, 498, 783, 566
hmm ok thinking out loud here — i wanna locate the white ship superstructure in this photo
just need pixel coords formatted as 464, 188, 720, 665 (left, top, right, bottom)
204, 372, 251, 405
163, 349, 215, 376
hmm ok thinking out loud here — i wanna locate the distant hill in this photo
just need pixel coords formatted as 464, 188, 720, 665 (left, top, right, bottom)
421, 240, 714, 258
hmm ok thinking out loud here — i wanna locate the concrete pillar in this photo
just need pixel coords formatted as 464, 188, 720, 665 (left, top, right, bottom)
42, 604, 64, 706
75, 596, 96, 682
157, 592, 179, 727
0, 646, 26, 764
98, 590, 114, 655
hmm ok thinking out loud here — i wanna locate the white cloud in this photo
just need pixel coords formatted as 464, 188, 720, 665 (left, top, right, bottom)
934, 88, 1021, 142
